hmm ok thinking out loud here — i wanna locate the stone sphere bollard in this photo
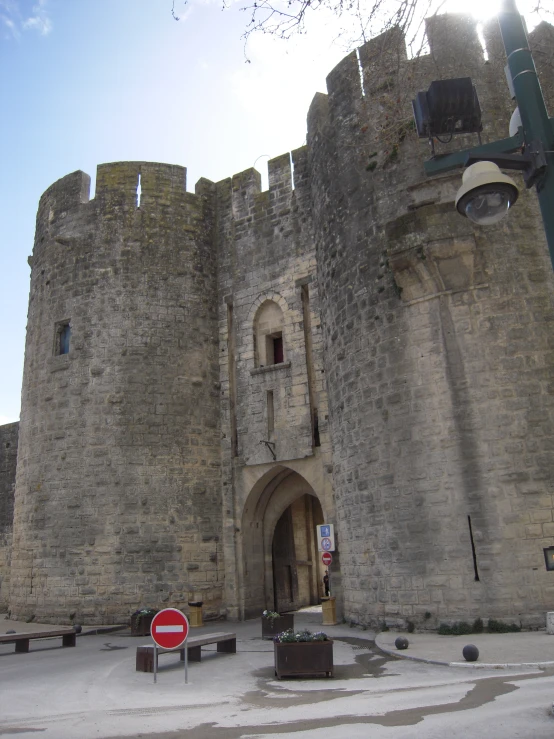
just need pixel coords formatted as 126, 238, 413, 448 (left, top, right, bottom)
395, 636, 409, 650
463, 644, 479, 662
73, 624, 82, 634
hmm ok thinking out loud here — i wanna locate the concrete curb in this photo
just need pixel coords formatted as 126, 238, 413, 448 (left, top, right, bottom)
375, 635, 554, 670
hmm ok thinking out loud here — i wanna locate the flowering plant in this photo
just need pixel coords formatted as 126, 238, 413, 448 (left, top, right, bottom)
274, 629, 329, 643
132, 607, 158, 621
262, 610, 281, 624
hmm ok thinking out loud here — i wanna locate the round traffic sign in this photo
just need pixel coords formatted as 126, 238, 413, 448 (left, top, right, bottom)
322, 552, 332, 566
150, 608, 189, 649
321, 537, 332, 551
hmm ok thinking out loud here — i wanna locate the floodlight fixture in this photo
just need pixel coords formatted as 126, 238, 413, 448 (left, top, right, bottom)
412, 78, 483, 141
416, 0, 554, 268
455, 162, 519, 226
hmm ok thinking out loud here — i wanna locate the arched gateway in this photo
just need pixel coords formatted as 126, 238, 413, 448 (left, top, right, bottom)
239, 466, 330, 619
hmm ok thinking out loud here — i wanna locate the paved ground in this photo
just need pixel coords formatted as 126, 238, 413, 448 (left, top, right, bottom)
376, 629, 554, 668
1, 610, 554, 738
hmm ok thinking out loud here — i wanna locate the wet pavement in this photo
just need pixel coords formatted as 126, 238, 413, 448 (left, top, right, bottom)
1, 610, 554, 738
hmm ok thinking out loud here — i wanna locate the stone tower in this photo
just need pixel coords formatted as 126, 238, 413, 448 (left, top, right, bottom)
308, 17, 554, 626
9, 163, 223, 623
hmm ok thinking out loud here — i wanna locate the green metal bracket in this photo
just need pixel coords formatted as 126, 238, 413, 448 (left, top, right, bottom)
423, 118, 554, 177
423, 131, 523, 176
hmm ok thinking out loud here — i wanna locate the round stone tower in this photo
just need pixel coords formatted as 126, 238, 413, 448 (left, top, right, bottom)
308, 18, 554, 628
10, 162, 222, 624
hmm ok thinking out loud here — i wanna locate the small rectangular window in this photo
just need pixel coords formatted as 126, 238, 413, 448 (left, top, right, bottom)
266, 332, 284, 365
273, 335, 284, 364
267, 391, 274, 435
55, 321, 71, 356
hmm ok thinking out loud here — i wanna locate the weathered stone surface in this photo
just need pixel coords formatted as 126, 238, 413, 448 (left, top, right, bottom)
0, 422, 18, 609
10, 164, 222, 624
308, 17, 554, 628
3, 16, 554, 628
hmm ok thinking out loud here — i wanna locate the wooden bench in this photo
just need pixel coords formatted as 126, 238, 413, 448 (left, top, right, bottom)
0, 629, 77, 654
136, 631, 236, 672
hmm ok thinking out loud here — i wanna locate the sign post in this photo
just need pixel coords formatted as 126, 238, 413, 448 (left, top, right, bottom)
322, 552, 332, 567
316, 525, 336, 598
322, 551, 333, 595
316, 524, 335, 552
150, 608, 190, 684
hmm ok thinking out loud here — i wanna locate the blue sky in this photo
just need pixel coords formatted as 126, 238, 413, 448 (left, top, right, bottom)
0, 0, 547, 424
0, 0, 349, 424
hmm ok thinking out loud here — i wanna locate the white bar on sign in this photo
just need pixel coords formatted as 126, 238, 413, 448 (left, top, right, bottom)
155, 625, 184, 633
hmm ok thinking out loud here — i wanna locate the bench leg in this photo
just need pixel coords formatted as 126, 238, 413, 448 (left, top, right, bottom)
15, 639, 30, 653
62, 633, 76, 647
136, 647, 154, 672
188, 646, 202, 662
217, 638, 236, 654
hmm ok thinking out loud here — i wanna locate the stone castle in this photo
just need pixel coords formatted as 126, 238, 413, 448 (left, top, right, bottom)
1, 15, 554, 628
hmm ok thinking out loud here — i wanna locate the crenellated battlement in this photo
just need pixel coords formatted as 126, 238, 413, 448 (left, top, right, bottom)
320, 14, 552, 128
33, 162, 210, 264
219, 147, 309, 224
230, 166, 261, 221
36, 170, 91, 231
95, 161, 187, 208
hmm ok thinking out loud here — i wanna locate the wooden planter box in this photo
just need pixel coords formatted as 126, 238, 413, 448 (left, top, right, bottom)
130, 613, 156, 637
261, 613, 294, 640
274, 639, 333, 678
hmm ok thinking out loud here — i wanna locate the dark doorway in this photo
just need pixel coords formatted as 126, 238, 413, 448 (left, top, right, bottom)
271, 494, 324, 613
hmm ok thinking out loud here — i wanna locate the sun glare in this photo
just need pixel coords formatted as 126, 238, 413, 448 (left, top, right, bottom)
443, 0, 501, 20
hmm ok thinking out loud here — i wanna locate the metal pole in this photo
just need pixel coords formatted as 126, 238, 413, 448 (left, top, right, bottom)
185, 639, 188, 684
498, 0, 554, 267
153, 644, 157, 684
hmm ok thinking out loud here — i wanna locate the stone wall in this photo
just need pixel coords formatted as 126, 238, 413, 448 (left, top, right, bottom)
0, 422, 18, 610
9, 163, 222, 624
308, 16, 554, 628
7, 14, 554, 628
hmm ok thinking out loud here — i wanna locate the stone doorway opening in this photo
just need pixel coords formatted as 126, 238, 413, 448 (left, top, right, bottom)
272, 494, 324, 613
240, 466, 327, 619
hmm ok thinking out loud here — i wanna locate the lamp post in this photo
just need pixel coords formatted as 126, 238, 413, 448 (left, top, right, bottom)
417, 0, 554, 269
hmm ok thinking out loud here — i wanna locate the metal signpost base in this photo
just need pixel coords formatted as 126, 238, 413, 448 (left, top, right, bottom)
185, 641, 188, 684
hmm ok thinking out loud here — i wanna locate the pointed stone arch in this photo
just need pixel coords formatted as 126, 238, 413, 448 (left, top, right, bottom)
239, 465, 328, 618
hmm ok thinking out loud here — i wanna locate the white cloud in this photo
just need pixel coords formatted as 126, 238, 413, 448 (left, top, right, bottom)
1, 0, 52, 38
1, 13, 18, 36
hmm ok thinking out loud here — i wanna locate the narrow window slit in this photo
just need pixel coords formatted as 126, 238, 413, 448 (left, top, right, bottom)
476, 23, 489, 61
356, 48, 366, 97
54, 320, 71, 356
267, 391, 274, 436
136, 173, 142, 208
289, 152, 295, 191
467, 515, 480, 582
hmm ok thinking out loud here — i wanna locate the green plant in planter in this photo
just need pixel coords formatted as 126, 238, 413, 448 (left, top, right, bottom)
273, 629, 333, 678
262, 610, 281, 626
131, 608, 159, 634
274, 629, 329, 643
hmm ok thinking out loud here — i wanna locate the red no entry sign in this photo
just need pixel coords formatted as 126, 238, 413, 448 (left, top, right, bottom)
150, 608, 189, 650
322, 552, 332, 566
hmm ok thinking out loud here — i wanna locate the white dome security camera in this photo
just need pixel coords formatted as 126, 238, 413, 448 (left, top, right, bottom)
455, 161, 519, 226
